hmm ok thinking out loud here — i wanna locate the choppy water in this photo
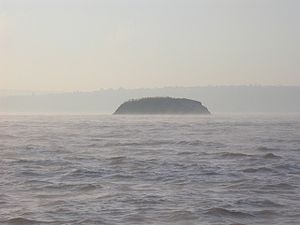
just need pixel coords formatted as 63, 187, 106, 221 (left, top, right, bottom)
0, 114, 299, 225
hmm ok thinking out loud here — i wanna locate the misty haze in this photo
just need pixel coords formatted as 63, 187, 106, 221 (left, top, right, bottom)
1, 86, 300, 114
0, 1, 299, 225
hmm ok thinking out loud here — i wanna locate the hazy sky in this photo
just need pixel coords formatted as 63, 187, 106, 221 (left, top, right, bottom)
0, 0, 299, 91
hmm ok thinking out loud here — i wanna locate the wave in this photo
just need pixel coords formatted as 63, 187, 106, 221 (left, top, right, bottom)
77, 219, 108, 225
260, 183, 296, 190
218, 152, 251, 158
18, 170, 42, 177
177, 140, 226, 148
89, 136, 163, 148
0, 134, 16, 139
108, 156, 128, 165
79, 143, 100, 148
242, 167, 274, 173
14, 159, 68, 166
103, 140, 172, 147
64, 168, 104, 178
42, 183, 101, 192
2, 217, 51, 224
108, 174, 135, 179
256, 146, 281, 151
252, 209, 277, 217
79, 184, 100, 191
23, 179, 53, 186
212, 152, 281, 160
275, 164, 300, 173
255, 200, 283, 207
236, 199, 283, 207
263, 138, 300, 144
165, 210, 198, 221
263, 153, 281, 159
3, 218, 80, 225
205, 207, 253, 218
36, 138, 226, 149
103, 140, 226, 148
177, 151, 197, 155
226, 181, 254, 190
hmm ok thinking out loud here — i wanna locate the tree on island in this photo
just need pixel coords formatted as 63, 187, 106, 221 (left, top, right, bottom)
114, 97, 210, 115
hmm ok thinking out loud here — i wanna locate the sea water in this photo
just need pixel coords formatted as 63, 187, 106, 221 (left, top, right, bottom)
0, 114, 299, 225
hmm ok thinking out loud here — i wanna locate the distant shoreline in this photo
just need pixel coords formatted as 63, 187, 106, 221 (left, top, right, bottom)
1, 86, 300, 113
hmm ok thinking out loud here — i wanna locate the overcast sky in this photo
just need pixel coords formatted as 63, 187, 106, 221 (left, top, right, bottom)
0, 0, 299, 91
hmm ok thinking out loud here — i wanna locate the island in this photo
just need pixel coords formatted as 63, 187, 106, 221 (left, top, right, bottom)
114, 97, 210, 115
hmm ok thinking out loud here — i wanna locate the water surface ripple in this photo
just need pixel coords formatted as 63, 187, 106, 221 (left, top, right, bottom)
0, 114, 299, 225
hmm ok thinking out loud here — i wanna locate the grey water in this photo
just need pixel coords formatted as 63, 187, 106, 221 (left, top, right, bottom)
0, 114, 299, 225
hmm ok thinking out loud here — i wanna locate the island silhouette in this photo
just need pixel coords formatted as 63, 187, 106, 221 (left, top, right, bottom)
114, 97, 210, 115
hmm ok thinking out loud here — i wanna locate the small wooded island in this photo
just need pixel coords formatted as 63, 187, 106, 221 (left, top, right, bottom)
114, 97, 210, 115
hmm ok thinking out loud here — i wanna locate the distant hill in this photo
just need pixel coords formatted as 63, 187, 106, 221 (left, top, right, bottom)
0, 90, 51, 97
0, 86, 300, 113
114, 97, 210, 115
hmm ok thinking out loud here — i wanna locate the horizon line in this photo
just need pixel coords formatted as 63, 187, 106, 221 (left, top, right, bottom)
1, 84, 300, 95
